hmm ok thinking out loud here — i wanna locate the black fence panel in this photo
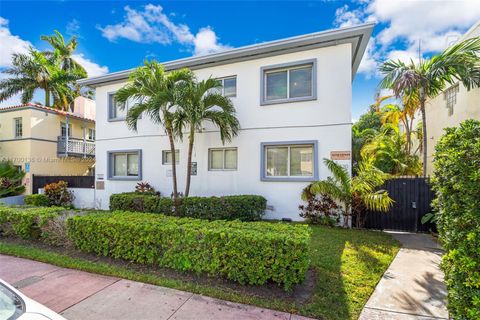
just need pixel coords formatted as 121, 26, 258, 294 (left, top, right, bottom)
32, 175, 94, 194
363, 177, 435, 232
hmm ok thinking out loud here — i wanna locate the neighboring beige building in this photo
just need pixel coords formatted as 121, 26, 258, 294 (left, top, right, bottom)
0, 97, 96, 194
425, 21, 480, 175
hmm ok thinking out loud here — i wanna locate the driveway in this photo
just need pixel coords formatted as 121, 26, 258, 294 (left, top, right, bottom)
0, 254, 313, 320
359, 232, 448, 319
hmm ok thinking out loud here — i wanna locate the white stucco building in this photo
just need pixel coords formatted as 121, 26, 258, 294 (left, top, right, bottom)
78, 23, 373, 220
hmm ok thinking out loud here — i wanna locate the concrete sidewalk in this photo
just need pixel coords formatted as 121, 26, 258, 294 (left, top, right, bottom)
359, 232, 448, 320
0, 254, 313, 320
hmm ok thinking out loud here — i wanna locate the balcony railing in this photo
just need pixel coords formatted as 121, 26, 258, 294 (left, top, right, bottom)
57, 136, 95, 158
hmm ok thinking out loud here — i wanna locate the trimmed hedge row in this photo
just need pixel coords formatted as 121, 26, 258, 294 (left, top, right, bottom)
432, 120, 480, 319
109, 193, 267, 221
25, 194, 51, 207
68, 211, 311, 289
0, 206, 62, 240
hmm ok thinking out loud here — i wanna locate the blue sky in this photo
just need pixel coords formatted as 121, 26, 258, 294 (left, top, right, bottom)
1, 1, 479, 119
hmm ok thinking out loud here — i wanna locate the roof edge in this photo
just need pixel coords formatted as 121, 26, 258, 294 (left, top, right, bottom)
0, 103, 95, 122
79, 23, 374, 87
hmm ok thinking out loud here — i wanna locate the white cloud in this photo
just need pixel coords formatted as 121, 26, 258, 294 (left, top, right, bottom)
334, 0, 480, 77
0, 17, 32, 68
98, 4, 230, 56
66, 19, 81, 37
72, 54, 109, 77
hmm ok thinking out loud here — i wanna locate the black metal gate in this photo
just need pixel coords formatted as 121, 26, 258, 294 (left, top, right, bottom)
363, 177, 435, 232
32, 175, 94, 194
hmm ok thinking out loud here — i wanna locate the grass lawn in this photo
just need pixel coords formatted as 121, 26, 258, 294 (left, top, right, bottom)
0, 225, 399, 320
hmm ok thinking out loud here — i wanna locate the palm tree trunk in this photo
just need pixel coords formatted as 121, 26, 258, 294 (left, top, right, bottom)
166, 126, 178, 202
184, 127, 195, 197
44, 86, 50, 107
420, 99, 427, 177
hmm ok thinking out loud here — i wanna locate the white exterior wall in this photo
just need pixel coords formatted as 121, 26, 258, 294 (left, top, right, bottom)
93, 43, 353, 220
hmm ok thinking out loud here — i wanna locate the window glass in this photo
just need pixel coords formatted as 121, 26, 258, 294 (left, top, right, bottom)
210, 150, 223, 170
113, 154, 127, 176
224, 149, 237, 169
0, 283, 24, 320
14, 118, 22, 138
163, 150, 179, 164
266, 71, 288, 101
223, 77, 237, 97
61, 122, 72, 137
110, 94, 127, 119
266, 146, 288, 176
289, 67, 312, 98
127, 154, 139, 176
290, 146, 313, 176
88, 128, 95, 141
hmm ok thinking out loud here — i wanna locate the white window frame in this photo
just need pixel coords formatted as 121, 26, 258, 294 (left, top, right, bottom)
208, 147, 238, 171
87, 128, 96, 141
260, 141, 318, 182
162, 150, 180, 165
444, 84, 459, 116
14, 117, 22, 138
260, 59, 317, 105
107, 150, 142, 180
60, 122, 72, 137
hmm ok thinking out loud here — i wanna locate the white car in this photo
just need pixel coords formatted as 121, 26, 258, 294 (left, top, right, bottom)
0, 279, 66, 320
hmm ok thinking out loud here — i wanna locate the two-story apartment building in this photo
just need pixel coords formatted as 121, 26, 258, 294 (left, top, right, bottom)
78, 23, 373, 220
0, 97, 96, 194
425, 21, 480, 175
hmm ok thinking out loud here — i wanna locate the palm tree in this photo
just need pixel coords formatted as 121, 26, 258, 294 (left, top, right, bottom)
369, 93, 393, 112
41, 30, 87, 77
115, 61, 194, 202
379, 37, 480, 176
303, 158, 393, 228
0, 48, 78, 108
174, 78, 240, 196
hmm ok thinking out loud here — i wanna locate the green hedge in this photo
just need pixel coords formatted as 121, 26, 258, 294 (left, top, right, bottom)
0, 206, 62, 240
25, 194, 51, 207
68, 211, 310, 290
109, 193, 267, 221
432, 119, 480, 319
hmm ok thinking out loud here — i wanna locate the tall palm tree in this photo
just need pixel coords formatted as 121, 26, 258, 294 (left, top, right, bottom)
303, 158, 393, 228
115, 61, 194, 202
174, 78, 240, 196
379, 37, 480, 176
41, 30, 87, 77
0, 48, 78, 108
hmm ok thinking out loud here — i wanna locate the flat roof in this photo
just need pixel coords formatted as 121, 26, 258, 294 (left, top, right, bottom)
78, 23, 374, 87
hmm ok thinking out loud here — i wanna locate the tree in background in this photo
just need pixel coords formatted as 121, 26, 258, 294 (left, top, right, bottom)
352, 110, 382, 170
380, 37, 480, 176
174, 78, 240, 196
115, 61, 194, 202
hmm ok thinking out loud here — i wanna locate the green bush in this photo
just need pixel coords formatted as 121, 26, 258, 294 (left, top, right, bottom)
67, 211, 310, 290
0, 161, 25, 198
432, 119, 480, 319
25, 194, 51, 207
0, 206, 63, 240
110, 193, 266, 221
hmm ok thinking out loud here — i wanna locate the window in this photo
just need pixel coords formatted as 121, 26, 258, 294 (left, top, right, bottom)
87, 128, 96, 141
14, 117, 22, 138
162, 150, 179, 165
209, 148, 237, 170
444, 84, 459, 116
219, 76, 237, 97
108, 93, 127, 120
108, 150, 141, 180
260, 59, 316, 105
60, 122, 72, 137
0, 282, 25, 320
261, 141, 318, 181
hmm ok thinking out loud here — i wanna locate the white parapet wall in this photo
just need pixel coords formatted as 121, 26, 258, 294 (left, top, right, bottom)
39, 188, 96, 209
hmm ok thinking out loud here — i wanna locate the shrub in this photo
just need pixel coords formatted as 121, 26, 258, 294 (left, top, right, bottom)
25, 194, 51, 207
299, 188, 341, 226
135, 182, 160, 195
432, 119, 480, 319
68, 211, 311, 290
44, 181, 75, 207
0, 206, 62, 240
0, 161, 25, 198
109, 194, 266, 221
